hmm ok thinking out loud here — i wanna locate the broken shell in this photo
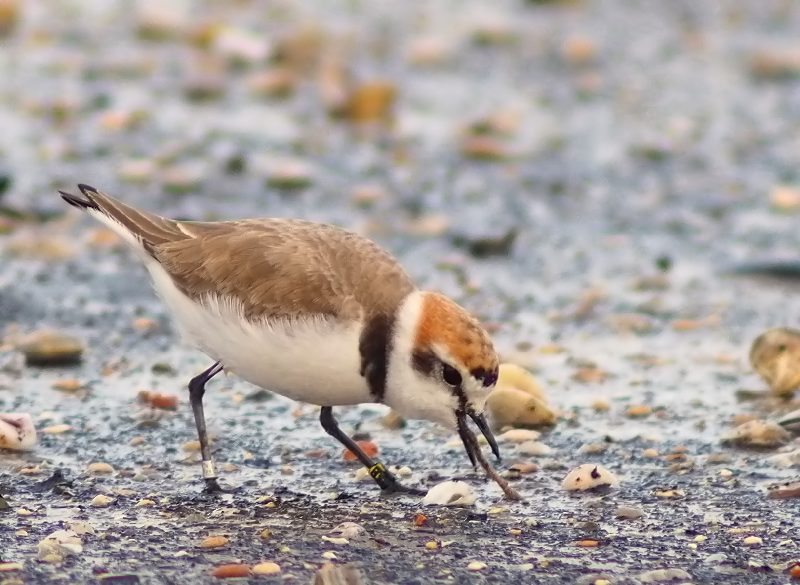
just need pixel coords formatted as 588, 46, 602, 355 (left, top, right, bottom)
0, 413, 37, 451
750, 328, 800, 396
721, 420, 791, 448
562, 464, 620, 491
778, 409, 800, 431
37, 530, 82, 561
422, 481, 476, 506
330, 522, 366, 540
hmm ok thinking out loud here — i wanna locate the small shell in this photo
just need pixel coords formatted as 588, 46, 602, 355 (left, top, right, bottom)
750, 328, 800, 395
422, 481, 476, 506
330, 522, 366, 540
721, 420, 791, 448
497, 363, 547, 401
562, 464, 619, 491
37, 530, 82, 561
778, 408, 800, 431
0, 413, 37, 451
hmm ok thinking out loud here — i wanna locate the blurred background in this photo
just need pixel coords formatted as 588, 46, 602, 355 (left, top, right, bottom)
3, 0, 800, 416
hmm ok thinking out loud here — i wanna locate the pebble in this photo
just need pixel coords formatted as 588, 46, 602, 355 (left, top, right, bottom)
561, 35, 597, 66
162, 164, 204, 194
330, 522, 366, 540
591, 399, 611, 412
90, 494, 114, 508
615, 505, 643, 520
247, 69, 295, 98
138, 391, 178, 410
51, 379, 84, 392
0, 562, 23, 572
380, 409, 406, 430
88, 462, 115, 474
643, 448, 659, 458
750, 47, 800, 79
338, 82, 396, 123
422, 481, 476, 506
562, 464, 619, 491
626, 405, 653, 418
211, 564, 250, 579
118, 158, 157, 183
199, 536, 229, 549
637, 569, 692, 583
750, 328, 800, 395
135, 499, 155, 507
508, 462, 538, 474
321, 551, 337, 560
768, 480, 800, 499
578, 442, 608, 455
743, 536, 763, 546
467, 561, 487, 571
460, 136, 510, 161
37, 530, 82, 561
498, 429, 540, 443
265, 159, 314, 190
252, 562, 281, 575
342, 440, 378, 462
17, 331, 83, 366
770, 185, 800, 211
486, 387, 556, 429
42, 424, 72, 435
259, 529, 272, 540
721, 420, 791, 448
516, 440, 553, 456
0, 413, 37, 451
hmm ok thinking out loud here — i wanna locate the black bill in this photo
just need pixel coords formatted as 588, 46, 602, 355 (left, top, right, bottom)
456, 410, 502, 470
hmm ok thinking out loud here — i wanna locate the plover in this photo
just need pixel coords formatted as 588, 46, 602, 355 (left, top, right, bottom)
59, 184, 501, 494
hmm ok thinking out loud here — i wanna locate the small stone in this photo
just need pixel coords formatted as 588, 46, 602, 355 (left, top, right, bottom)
330, 522, 366, 540
17, 331, 83, 366
643, 448, 659, 458
211, 564, 250, 579
422, 481, 476, 507
338, 82, 396, 123
380, 409, 406, 430
321, 536, 349, 545
771, 185, 800, 211
750, 328, 800, 395
561, 35, 597, 66
516, 441, 553, 456
252, 562, 281, 575
743, 536, 763, 546
467, 561, 487, 571
37, 530, 82, 561
162, 164, 204, 194
266, 159, 314, 190
51, 379, 84, 392
42, 424, 72, 435
750, 47, 800, 79
721, 420, 791, 448
321, 551, 337, 560
615, 506, 643, 520
637, 569, 691, 583
508, 462, 538, 474
88, 462, 115, 475
562, 464, 619, 491
343, 441, 378, 462
200, 536, 229, 549
425, 540, 438, 550
0, 562, 22, 572
135, 499, 155, 507
90, 494, 114, 508
578, 442, 607, 455
626, 405, 653, 418
460, 136, 510, 161
119, 159, 157, 183
486, 388, 555, 429
498, 429, 540, 443
0, 413, 37, 451
213, 27, 270, 64
768, 480, 800, 499
591, 399, 611, 412
183, 440, 201, 452
407, 36, 452, 66
247, 69, 295, 98
259, 528, 272, 540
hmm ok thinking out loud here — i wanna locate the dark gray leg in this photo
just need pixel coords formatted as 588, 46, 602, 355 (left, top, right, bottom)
319, 406, 425, 496
188, 362, 223, 493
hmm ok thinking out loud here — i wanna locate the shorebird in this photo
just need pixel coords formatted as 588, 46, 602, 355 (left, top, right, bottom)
59, 184, 501, 494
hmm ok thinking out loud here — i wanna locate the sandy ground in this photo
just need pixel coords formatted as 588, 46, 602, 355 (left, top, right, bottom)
1, 0, 800, 583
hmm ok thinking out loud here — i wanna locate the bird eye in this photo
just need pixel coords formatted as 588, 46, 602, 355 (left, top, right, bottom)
442, 364, 462, 387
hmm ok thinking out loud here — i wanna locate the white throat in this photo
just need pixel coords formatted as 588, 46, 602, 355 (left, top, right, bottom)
384, 291, 459, 429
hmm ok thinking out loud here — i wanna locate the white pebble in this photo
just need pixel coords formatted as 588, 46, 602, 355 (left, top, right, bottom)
562, 464, 619, 491
498, 429, 540, 443
37, 530, 82, 561
330, 522, 366, 540
422, 481, 476, 507
516, 440, 553, 456
90, 494, 114, 508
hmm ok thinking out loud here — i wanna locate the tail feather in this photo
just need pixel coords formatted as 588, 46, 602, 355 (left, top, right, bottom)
58, 184, 191, 256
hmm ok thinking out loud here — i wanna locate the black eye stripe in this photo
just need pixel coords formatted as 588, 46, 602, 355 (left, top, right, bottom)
442, 363, 462, 386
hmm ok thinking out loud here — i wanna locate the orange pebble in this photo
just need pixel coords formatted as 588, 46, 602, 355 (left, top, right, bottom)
148, 393, 178, 410
414, 514, 428, 526
790, 564, 800, 579
211, 564, 250, 578
575, 539, 600, 548
342, 441, 378, 462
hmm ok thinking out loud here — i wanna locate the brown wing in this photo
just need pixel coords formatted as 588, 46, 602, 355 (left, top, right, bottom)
154, 219, 415, 321
60, 184, 415, 321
